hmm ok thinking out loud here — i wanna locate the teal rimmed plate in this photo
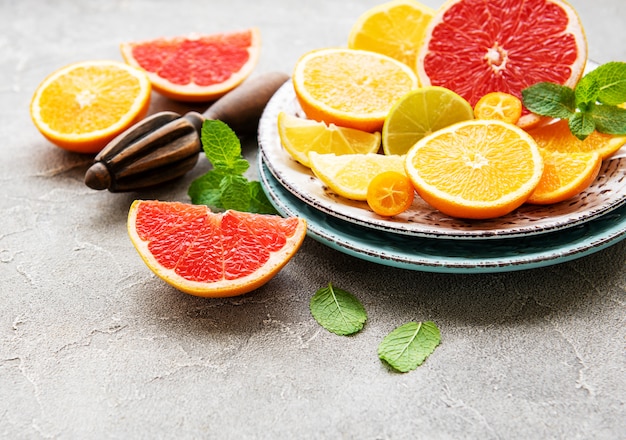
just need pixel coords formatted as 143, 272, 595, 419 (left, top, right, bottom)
259, 155, 626, 273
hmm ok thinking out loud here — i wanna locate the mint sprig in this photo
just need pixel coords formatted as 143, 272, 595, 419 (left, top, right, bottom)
188, 120, 277, 214
522, 61, 626, 140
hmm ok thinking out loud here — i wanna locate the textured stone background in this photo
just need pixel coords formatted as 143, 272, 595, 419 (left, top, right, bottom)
1, 0, 625, 438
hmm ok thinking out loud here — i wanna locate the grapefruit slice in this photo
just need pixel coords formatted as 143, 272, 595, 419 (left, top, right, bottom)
120, 28, 261, 102
127, 201, 307, 297
417, 0, 587, 128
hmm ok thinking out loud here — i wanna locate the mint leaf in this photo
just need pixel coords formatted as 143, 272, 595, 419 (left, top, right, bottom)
310, 283, 367, 336
378, 321, 441, 373
522, 82, 576, 119
569, 112, 596, 140
188, 170, 227, 208
200, 120, 241, 166
585, 61, 626, 106
591, 104, 626, 135
248, 181, 279, 214
188, 120, 278, 214
219, 175, 251, 212
575, 74, 600, 109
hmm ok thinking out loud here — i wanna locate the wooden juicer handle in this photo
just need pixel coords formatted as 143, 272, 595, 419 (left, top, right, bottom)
84, 71, 290, 192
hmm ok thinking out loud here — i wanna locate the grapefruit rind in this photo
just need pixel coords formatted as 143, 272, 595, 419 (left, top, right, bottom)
120, 28, 261, 102
127, 201, 307, 298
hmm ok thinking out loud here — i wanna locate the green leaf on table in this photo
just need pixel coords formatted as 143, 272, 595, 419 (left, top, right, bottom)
310, 283, 367, 336
188, 120, 277, 214
521, 82, 576, 119
378, 321, 441, 373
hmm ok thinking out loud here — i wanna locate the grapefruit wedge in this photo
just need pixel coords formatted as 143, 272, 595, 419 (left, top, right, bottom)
120, 28, 261, 102
128, 201, 306, 297
417, 0, 587, 128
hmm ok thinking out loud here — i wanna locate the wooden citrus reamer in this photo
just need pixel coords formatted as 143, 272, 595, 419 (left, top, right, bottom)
84, 71, 289, 192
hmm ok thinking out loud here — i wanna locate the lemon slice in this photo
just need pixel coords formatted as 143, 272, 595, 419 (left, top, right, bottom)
382, 86, 474, 155
309, 152, 406, 201
277, 112, 381, 167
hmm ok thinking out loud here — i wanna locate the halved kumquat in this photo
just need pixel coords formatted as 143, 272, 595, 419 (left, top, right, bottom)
366, 171, 415, 217
473, 92, 523, 125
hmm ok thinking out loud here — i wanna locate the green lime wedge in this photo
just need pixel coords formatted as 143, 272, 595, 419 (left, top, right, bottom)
382, 86, 474, 155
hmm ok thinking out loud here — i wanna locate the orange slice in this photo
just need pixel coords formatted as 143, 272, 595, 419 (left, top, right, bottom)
417, 0, 587, 129
127, 201, 307, 298
120, 29, 261, 102
527, 119, 626, 160
277, 112, 381, 167
292, 48, 418, 132
30, 60, 151, 154
527, 149, 602, 205
405, 119, 544, 219
473, 92, 523, 125
366, 171, 415, 217
347, 0, 435, 70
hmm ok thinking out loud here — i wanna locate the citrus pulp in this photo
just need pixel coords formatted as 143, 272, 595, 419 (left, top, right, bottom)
405, 119, 544, 219
417, 0, 587, 129
292, 48, 418, 132
382, 86, 474, 155
277, 112, 381, 168
30, 60, 151, 154
127, 200, 307, 297
120, 28, 261, 102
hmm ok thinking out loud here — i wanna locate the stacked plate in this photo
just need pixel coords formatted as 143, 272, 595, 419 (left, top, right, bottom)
257, 81, 626, 273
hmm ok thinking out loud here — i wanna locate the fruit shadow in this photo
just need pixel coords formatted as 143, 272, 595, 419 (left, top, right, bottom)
287, 237, 626, 329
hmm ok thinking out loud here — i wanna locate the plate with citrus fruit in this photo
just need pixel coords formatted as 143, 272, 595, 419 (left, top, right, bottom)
258, 0, 626, 239
258, 79, 626, 239
258, 155, 626, 273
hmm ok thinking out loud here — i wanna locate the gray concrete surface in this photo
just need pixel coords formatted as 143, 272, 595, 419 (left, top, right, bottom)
2, 0, 625, 438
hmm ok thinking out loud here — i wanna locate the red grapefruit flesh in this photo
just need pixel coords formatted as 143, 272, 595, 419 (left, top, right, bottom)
127, 201, 307, 297
417, 0, 587, 128
120, 28, 261, 102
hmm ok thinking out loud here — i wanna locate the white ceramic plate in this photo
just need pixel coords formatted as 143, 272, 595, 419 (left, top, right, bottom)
258, 80, 626, 240
259, 156, 626, 273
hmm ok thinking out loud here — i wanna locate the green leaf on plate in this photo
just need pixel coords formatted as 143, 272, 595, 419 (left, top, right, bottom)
310, 283, 367, 336
378, 321, 441, 373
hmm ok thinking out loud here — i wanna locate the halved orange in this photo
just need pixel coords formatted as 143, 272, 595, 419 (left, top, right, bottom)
417, 0, 587, 129
292, 48, 418, 132
473, 92, 523, 125
127, 200, 307, 298
30, 60, 151, 154
347, 0, 435, 70
527, 149, 602, 205
527, 119, 626, 160
120, 28, 261, 102
405, 119, 544, 219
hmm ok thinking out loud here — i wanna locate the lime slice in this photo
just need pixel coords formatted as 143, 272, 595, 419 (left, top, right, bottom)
382, 86, 474, 155
308, 152, 406, 201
